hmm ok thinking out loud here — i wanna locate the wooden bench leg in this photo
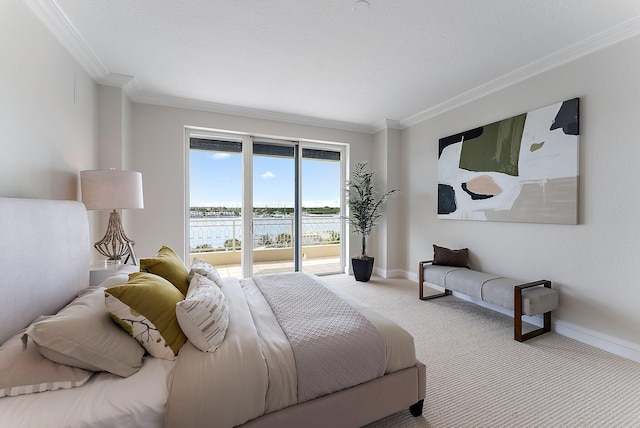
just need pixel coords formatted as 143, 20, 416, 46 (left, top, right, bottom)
419, 260, 451, 300
514, 281, 552, 342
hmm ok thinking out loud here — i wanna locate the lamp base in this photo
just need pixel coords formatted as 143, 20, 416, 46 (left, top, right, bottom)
94, 210, 136, 263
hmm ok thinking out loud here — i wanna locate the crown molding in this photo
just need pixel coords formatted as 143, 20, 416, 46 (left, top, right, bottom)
371, 119, 404, 133
401, 15, 640, 127
132, 92, 377, 134
24, 1, 375, 134
24, 0, 109, 79
27, 1, 640, 133
98, 73, 134, 89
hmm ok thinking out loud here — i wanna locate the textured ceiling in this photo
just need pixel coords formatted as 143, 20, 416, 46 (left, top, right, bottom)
32, 0, 640, 132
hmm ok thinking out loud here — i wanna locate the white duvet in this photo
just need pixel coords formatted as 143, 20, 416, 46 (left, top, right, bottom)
165, 275, 416, 428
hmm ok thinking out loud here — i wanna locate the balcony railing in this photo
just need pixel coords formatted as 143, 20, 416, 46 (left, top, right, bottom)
190, 215, 341, 253
189, 215, 342, 276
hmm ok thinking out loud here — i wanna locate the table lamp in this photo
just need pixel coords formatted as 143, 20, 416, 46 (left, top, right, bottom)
80, 169, 144, 264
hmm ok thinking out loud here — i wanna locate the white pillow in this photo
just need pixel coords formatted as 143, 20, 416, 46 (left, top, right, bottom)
0, 333, 92, 397
188, 258, 223, 287
176, 273, 229, 352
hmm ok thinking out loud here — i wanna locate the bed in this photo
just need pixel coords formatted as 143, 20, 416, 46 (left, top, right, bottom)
0, 197, 425, 427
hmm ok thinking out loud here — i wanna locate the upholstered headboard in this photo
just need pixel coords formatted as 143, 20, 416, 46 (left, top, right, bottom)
0, 198, 90, 344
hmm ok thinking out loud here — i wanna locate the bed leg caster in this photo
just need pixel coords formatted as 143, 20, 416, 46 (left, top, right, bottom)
409, 399, 424, 417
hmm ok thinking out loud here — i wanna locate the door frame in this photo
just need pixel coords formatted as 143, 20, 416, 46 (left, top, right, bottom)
185, 126, 347, 277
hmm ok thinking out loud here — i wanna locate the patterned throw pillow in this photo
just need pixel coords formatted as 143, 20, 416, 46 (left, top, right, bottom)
139, 246, 189, 295
187, 258, 223, 287
176, 273, 229, 353
105, 272, 186, 360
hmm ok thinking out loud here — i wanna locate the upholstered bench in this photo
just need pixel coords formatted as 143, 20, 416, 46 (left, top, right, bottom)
418, 260, 558, 342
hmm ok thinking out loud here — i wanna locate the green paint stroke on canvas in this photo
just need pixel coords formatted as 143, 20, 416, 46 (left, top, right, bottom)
530, 142, 545, 152
459, 113, 526, 176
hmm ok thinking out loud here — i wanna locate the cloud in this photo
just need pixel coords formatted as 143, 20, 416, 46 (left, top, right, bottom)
260, 171, 275, 179
207, 153, 230, 160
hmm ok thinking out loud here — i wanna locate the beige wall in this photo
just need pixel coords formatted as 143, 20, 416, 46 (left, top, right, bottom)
0, 0, 98, 234
0, 1, 98, 199
402, 35, 640, 350
371, 126, 404, 276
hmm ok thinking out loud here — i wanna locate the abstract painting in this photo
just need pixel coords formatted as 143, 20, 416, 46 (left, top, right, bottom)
438, 98, 579, 224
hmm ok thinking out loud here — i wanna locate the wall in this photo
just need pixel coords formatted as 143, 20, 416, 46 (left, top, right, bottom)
94, 85, 136, 262
130, 103, 374, 265
403, 35, 640, 353
0, 0, 98, 230
371, 126, 404, 277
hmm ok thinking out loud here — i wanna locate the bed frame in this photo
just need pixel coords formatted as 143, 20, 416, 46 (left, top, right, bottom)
0, 197, 426, 427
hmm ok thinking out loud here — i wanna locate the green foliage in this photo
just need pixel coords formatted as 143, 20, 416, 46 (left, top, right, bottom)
258, 234, 273, 246
305, 207, 340, 215
345, 162, 398, 258
324, 230, 341, 244
224, 238, 241, 250
275, 233, 292, 247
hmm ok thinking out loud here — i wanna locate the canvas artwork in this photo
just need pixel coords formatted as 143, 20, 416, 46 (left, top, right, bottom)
438, 98, 579, 224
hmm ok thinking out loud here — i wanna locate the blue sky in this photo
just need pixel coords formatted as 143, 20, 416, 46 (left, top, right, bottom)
190, 150, 341, 208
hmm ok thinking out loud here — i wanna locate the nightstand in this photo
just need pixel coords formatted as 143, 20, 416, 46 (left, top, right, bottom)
89, 262, 123, 286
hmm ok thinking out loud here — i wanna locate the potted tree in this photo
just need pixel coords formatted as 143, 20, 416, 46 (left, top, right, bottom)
345, 162, 398, 282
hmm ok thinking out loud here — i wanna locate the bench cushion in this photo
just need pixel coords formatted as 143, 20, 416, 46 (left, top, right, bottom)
481, 277, 522, 309
423, 264, 558, 316
444, 269, 499, 300
521, 287, 558, 316
423, 265, 465, 287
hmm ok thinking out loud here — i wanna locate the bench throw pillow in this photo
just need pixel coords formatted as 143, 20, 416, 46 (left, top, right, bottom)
25, 287, 145, 377
433, 244, 469, 267
140, 245, 189, 295
176, 273, 229, 353
105, 272, 187, 360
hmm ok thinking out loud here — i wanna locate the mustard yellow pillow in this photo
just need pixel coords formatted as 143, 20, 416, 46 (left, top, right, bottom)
105, 272, 186, 360
140, 246, 189, 295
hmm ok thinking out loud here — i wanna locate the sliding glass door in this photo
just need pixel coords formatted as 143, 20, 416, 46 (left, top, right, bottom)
188, 136, 244, 277
252, 141, 297, 275
300, 149, 342, 274
188, 130, 344, 278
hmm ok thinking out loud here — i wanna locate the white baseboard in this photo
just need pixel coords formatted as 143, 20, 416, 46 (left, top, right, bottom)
400, 269, 640, 363
373, 266, 405, 279
404, 270, 418, 283
553, 320, 640, 363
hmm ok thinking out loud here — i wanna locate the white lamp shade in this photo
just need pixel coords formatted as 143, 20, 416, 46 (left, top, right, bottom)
81, 170, 144, 210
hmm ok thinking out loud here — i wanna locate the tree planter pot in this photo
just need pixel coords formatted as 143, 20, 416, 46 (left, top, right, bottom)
352, 257, 374, 282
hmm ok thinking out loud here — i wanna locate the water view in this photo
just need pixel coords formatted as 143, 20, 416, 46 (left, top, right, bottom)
190, 211, 341, 252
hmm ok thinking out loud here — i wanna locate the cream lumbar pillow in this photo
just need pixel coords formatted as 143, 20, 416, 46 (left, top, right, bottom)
0, 333, 92, 397
26, 287, 144, 377
105, 272, 187, 360
176, 273, 229, 353
188, 257, 223, 287
139, 246, 190, 295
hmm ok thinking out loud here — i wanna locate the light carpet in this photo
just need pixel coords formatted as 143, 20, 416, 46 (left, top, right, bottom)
320, 274, 640, 428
